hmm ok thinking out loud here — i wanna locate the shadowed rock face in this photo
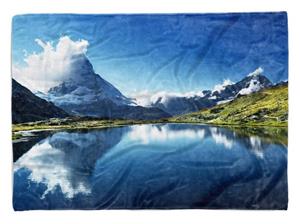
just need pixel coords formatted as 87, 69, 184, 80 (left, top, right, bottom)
12, 79, 69, 124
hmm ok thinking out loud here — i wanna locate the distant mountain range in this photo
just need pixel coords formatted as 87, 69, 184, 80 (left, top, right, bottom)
148, 69, 273, 116
12, 54, 287, 123
171, 83, 288, 126
12, 79, 69, 124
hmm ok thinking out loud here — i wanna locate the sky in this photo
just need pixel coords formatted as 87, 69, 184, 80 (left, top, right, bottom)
12, 13, 288, 96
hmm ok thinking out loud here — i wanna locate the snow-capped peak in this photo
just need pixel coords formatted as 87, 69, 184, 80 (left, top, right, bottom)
38, 55, 136, 116
247, 67, 264, 77
238, 67, 272, 95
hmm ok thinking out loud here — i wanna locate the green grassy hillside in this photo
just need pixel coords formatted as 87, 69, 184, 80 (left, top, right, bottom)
170, 84, 288, 127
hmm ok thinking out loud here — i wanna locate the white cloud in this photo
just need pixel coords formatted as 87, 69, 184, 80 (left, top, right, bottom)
131, 90, 204, 107
212, 79, 234, 93
210, 127, 234, 149
249, 136, 264, 158
12, 36, 89, 93
127, 124, 206, 144
247, 67, 264, 77
14, 139, 91, 199
130, 90, 153, 107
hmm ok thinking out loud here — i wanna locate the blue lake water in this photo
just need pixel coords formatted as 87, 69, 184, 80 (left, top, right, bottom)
13, 124, 288, 210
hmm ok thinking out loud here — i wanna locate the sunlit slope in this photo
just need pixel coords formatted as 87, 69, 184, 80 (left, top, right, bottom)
171, 84, 288, 126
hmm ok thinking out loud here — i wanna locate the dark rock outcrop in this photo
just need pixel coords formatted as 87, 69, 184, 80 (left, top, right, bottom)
12, 79, 69, 124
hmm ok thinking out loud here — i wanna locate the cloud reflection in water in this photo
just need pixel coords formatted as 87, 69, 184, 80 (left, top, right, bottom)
13, 124, 287, 210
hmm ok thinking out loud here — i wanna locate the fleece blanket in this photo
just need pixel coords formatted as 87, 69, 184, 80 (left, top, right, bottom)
12, 13, 288, 210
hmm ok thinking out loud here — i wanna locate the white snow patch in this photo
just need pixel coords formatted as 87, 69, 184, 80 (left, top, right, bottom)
208, 95, 217, 100
238, 79, 263, 95
217, 98, 234, 105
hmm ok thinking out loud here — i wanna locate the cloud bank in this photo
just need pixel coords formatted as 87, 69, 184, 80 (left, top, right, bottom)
12, 36, 89, 92
14, 139, 91, 199
247, 67, 264, 77
132, 78, 234, 107
212, 79, 234, 93
128, 124, 206, 144
131, 90, 205, 107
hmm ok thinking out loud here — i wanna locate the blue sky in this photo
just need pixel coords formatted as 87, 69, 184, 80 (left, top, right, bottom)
12, 13, 288, 95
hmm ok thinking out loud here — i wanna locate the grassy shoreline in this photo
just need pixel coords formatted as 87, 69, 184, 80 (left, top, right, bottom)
170, 85, 288, 127
12, 117, 287, 141
168, 119, 288, 128
12, 118, 165, 140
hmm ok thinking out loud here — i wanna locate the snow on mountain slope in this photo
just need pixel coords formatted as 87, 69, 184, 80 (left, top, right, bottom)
35, 58, 274, 119
46, 56, 135, 108
238, 79, 264, 95
38, 55, 170, 119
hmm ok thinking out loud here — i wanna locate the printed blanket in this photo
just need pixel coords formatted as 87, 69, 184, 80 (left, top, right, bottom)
12, 13, 288, 210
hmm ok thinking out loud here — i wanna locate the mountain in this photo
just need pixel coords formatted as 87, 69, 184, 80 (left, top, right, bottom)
148, 92, 215, 116
47, 56, 134, 107
12, 79, 69, 124
214, 71, 273, 99
149, 69, 273, 116
274, 80, 288, 87
171, 83, 288, 126
39, 56, 170, 120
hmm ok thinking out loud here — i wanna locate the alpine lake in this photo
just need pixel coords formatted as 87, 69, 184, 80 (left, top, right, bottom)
13, 123, 288, 210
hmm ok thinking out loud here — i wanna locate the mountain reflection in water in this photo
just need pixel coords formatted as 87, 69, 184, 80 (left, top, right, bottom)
13, 124, 288, 210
